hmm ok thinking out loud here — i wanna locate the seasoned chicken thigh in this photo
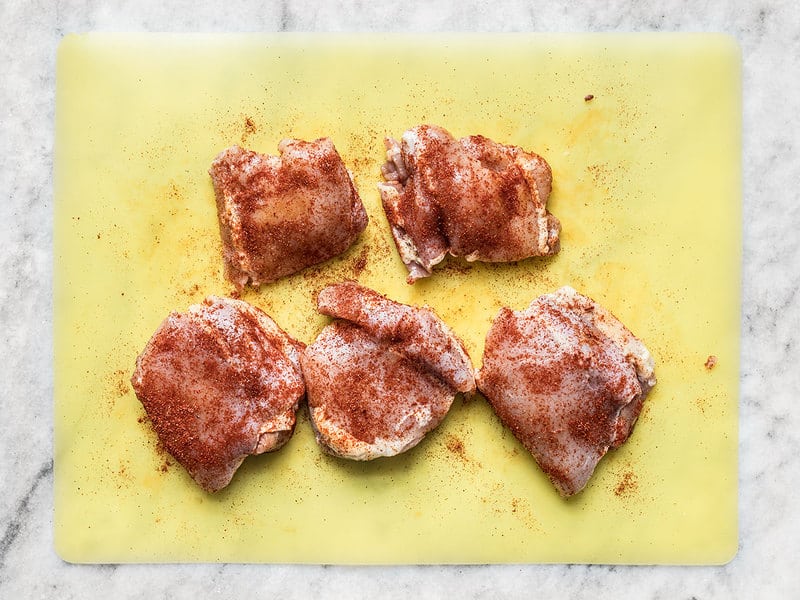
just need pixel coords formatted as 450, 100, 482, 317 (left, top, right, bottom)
131, 296, 305, 492
476, 287, 656, 497
302, 281, 475, 460
209, 139, 368, 289
379, 125, 560, 282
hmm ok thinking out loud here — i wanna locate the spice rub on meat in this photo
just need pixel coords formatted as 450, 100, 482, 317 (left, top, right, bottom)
131, 297, 305, 492
301, 281, 476, 460
476, 287, 656, 497
209, 139, 368, 289
379, 124, 561, 283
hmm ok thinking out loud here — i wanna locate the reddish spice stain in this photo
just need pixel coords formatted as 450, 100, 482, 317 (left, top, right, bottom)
351, 245, 369, 278
241, 116, 257, 144
116, 461, 134, 489
614, 470, 638, 498
348, 154, 378, 175
443, 433, 483, 469
174, 282, 202, 301
705, 355, 718, 370
115, 372, 129, 397
437, 261, 472, 276
445, 435, 467, 462
167, 181, 182, 203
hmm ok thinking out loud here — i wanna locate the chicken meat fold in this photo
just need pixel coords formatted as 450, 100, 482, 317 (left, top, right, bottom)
301, 281, 475, 460
379, 124, 561, 283
476, 286, 656, 497
209, 139, 368, 289
131, 296, 306, 492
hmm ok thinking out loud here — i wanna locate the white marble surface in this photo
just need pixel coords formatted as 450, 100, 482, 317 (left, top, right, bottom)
2, 0, 799, 597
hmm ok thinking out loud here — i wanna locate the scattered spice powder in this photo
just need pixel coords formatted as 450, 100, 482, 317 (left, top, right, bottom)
351, 245, 369, 278
445, 435, 468, 462
437, 261, 472, 276
241, 116, 257, 144
694, 396, 709, 415
114, 370, 129, 397
614, 470, 638, 498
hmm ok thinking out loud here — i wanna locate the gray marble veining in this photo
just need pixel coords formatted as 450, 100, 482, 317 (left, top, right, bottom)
2, 0, 799, 597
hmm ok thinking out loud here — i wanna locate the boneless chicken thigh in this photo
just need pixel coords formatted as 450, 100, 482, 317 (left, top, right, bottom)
131, 297, 306, 492
209, 139, 368, 289
301, 281, 475, 460
476, 287, 656, 497
379, 125, 561, 282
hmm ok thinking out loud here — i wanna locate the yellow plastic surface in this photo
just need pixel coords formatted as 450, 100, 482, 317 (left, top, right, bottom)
54, 33, 741, 564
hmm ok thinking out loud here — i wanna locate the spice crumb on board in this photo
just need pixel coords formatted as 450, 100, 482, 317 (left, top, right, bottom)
704, 355, 718, 370
584, 94, 595, 102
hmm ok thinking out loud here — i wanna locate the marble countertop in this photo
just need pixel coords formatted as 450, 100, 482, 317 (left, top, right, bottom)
2, 0, 798, 597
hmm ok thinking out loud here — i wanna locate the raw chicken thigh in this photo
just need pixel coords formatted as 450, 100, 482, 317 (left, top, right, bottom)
379, 124, 560, 283
131, 296, 306, 492
301, 281, 475, 460
209, 138, 368, 289
476, 287, 656, 497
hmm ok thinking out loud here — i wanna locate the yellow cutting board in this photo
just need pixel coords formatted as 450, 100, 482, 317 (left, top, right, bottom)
54, 33, 740, 564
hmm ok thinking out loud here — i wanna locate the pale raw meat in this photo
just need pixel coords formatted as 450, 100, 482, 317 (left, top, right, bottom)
302, 281, 475, 460
379, 124, 560, 283
476, 286, 656, 497
209, 139, 368, 288
131, 296, 305, 492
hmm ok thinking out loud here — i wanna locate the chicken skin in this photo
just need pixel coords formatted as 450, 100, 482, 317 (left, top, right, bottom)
476, 287, 656, 497
379, 125, 560, 282
209, 139, 368, 289
131, 297, 306, 492
301, 281, 475, 460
